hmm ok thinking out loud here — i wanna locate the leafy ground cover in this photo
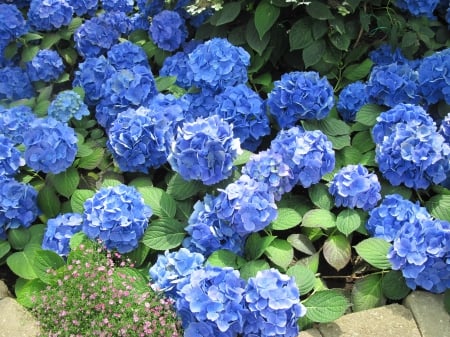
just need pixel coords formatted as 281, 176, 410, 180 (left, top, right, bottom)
1, 0, 450, 336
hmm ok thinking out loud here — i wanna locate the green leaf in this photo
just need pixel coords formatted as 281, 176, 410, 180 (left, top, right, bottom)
303, 290, 349, 323
308, 183, 333, 210
142, 218, 185, 250
166, 173, 204, 200
304, 118, 351, 136
254, 0, 280, 39
289, 19, 314, 51
306, 1, 335, 20
354, 238, 392, 270
343, 59, 373, 81
270, 208, 302, 230
7, 248, 39, 280
15, 278, 47, 308
352, 130, 375, 153
240, 260, 270, 280
23, 33, 43, 42
69, 232, 90, 250
246, 20, 271, 55
41, 33, 61, 49
33, 250, 65, 285
264, 238, 293, 270
323, 234, 351, 272
336, 209, 361, 236
155, 76, 177, 92
59, 47, 78, 66
7, 228, 30, 250
426, 194, 450, 221
48, 167, 80, 198
287, 234, 316, 255
329, 32, 351, 51
124, 243, 150, 268
76, 143, 93, 157
77, 147, 104, 170
128, 176, 153, 188
382, 270, 411, 300
21, 45, 40, 62
207, 250, 246, 269
136, 186, 176, 218
233, 149, 253, 166
327, 134, 351, 150
37, 185, 61, 219
245, 233, 276, 260
101, 178, 123, 188
355, 104, 384, 126
70, 189, 95, 214
209, 1, 241, 26
339, 146, 362, 165
0, 240, 11, 260
444, 289, 450, 315
296, 252, 320, 274
287, 264, 316, 295
302, 209, 336, 229
303, 39, 326, 68
351, 274, 385, 312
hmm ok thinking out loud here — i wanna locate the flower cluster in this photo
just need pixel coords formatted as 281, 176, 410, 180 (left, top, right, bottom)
23, 117, 78, 174
0, 4, 28, 50
67, 0, 98, 16
28, 0, 74, 31
101, 0, 133, 13
369, 44, 411, 66
160, 51, 193, 89
267, 71, 334, 129
107, 41, 149, 70
168, 115, 241, 185
149, 10, 188, 52
438, 113, 450, 143
0, 135, 24, 177
0, 66, 34, 101
0, 105, 36, 144
48, 90, 90, 122
42, 213, 83, 256
82, 184, 152, 253
418, 48, 450, 105
394, 0, 440, 19
147, 93, 188, 132
26, 49, 65, 82
336, 81, 369, 122
329, 164, 381, 211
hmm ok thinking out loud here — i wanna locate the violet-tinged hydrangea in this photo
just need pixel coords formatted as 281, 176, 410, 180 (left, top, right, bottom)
214, 84, 270, 151
82, 184, 152, 254
366, 63, 420, 108
106, 41, 149, 70
366, 194, 432, 242
67, 0, 98, 16
176, 265, 247, 337
149, 248, 205, 298
369, 44, 411, 66
187, 38, 250, 92
270, 127, 335, 188
106, 107, 173, 172
267, 71, 334, 129
168, 115, 241, 185
337, 81, 369, 122
394, 0, 440, 19
0, 4, 28, 49
23, 117, 78, 174
149, 10, 188, 52
72, 56, 115, 106
0, 176, 40, 238
42, 213, 83, 257
101, 0, 134, 13
243, 269, 307, 337
0, 105, 36, 144
418, 48, 450, 105
95, 65, 157, 129
28, 0, 73, 31
48, 90, 90, 122
160, 51, 193, 89
0, 66, 34, 101
329, 164, 381, 211
0, 135, 24, 177
388, 218, 450, 293
26, 49, 65, 83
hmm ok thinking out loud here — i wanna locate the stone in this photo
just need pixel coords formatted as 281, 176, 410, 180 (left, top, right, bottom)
0, 280, 10, 299
0, 297, 40, 337
404, 291, 450, 337
317, 303, 421, 337
299, 328, 323, 337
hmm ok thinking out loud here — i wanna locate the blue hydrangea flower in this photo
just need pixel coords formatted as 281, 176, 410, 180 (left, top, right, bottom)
366, 63, 420, 108
243, 269, 307, 337
187, 38, 250, 92
0, 176, 40, 237
183, 90, 219, 121
267, 71, 334, 129
215, 174, 278, 235
67, 0, 98, 16
28, 0, 73, 31
42, 213, 83, 257
160, 51, 193, 89
0, 0, 31, 9
438, 113, 450, 143
270, 127, 335, 188
147, 93, 189, 132
0, 66, 34, 101
95, 65, 157, 129
214, 84, 270, 151
0, 105, 36, 144
329, 164, 381, 211
72, 56, 115, 106
106, 41, 149, 70
369, 44, 412, 66
82, 184, 152, 254
23, 117, 78, 174
136, 0, 164, 16
337, 81, 369, 122
48, 90, 90, 122
26, 49, 65, 83
418, 48, 450, 105
0, 135, 24, 177
149, 248, 205, 298
149, 10, 188, 52
106, 107, 173, 172
394, 0, 440, 19
101, 0, 134, 13
130, 12, 150, 31
98, 10, 131, 35
168, 115, 241, 185
176, 265, 247, 337
0, 4, 28, 48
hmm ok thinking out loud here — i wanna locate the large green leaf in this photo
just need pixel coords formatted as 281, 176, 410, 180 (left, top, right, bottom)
33, 250, 65, 285
245, 233, 276, 260
207, 250, 246, 269
306, 1, 335, 20
287, 233, 316, 255
287, 264, 316, 295
0, 240, 11, 260
270, 207, 302, 230
289, 18, 314, 51
7, 228, 30, 250
303, 290, 349, 323
264, 238, 293, 270
382, 270, 411, 300
70, 189, 95, 214
77, 147, 104, 169
303, 39, 326, 68
142, 218, 185, 250
426, 194, 450, 221
37, 185, 61, 219
351, 274, 385, 312
336, 209, 361, 236
137, 186, 176, 218
246, 20, 271, 55
15, 278, 47, 308
302, 209, 336, 229
240, 260, 270, 280
354, 238, 392, 270
48, 167, 80, 198
166, 173, 204, 201
254, 0, 280, 39
308, 183, 333, 210
209, 1, 241, 26
6, 245, 41, 280
323, 234, 351, 271
343, 58, 373, 81
355, 104, 384, 126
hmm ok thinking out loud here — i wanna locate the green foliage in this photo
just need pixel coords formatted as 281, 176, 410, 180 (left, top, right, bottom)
303, 290, 349, 322
351, 274, 385, 312
354, 238, 392, 270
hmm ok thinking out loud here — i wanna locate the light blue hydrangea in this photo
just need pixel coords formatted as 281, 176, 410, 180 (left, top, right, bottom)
149, 10, 188, 52
48, 90, 90, 122
337, 81, 369, 122
0, 4, 28, 49
26, 49, 65, 83
147, 93, 189, 132
42, 213, 83, 257
0, 105, 36, 144
418, 48, 450, 105
0, 135, 24, 177
0, 66, 34, 101
28, 0, 73, 31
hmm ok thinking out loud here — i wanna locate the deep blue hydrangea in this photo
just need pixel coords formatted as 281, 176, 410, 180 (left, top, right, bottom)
369, 44, 414, 66
23, 117, 78, 174
101, 0, 134, 13
160, 51, 193, 89
183, 90, 219, 121
106, 107, 173, 172
270, 127, 335, 188
0, 66, 34, 101
243, 269, 307, 337
42, 213, 83, 257
48, 90, 90, 122
28, 0, 73, 31
97, 10, 131, 35
0, 0, 31, 9
329, 164, 381, 211
147, 93, 189, 132
82, 184, 152, 254
136, 0, 164, 16
438, 113, 450, 143
149, 10, 188, 52
394, 0, 440, 18
0, 4, 28, 49
214, 84, 270, 151
337, 81, 369, 122
130, 12, 150, 31
215, 174, 278, 235
176, 265, 247, 337
0, 176, 40, 238
26, 49, 65, 83
388, 218, 450, 293
366, 194, 432, 242
72, 56, 115, 106
67, 0, 98, 16
242, 150, 294, 201
187, 38, 250, 92
267, 71, 334, 129
168, 115, 241, 185
0, 105, 36, 144
149, 248, 205, 298
0, 135, 24, 177
366, 63, 420, 108
95, 65, 157, 129
106, 41, 149, 70
418, 48, 450, 105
